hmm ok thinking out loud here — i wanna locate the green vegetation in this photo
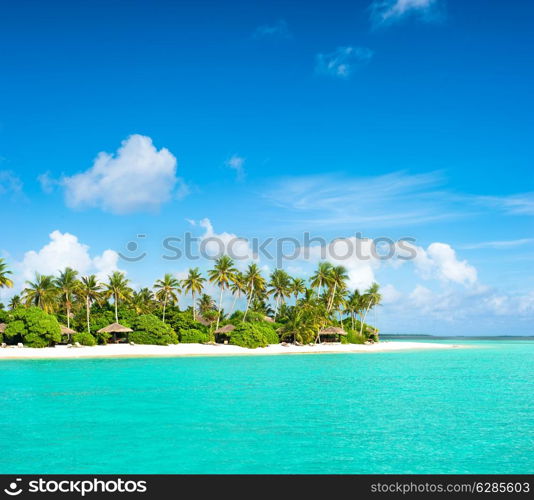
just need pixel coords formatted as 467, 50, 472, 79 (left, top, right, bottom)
229, 322, 278, 349
130, 314, 178, 345
0, 256, 382, 348
4, 307, 61, 347
72, 332, 97, 346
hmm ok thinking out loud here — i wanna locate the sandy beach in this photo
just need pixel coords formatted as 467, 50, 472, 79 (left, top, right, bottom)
0, 341, 463, 360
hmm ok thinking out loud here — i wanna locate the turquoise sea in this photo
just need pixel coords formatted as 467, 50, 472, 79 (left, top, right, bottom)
1, 339, 533, 474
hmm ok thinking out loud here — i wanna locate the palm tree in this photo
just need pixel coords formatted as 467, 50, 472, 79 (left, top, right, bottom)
268, 269, 291, 318
78, 275, 102, 334
23, 273, 57, 313
242, 263, 266, 321
54, 267, 79, 329
345, 289, 363, 331
327, 265, 348, 312
0, 258, 14, 289
132, 288, 156, 315
182, 268, 205, 321
289, 277, 306, 303
154, 273, 180, 322
104, 271, 132, 323
229, 271, 246, 313
359, 283, 382, 337
8, 294, 22, 310
207, 255, 237, 331
197, 293, 216, 317
310, 262, 333, 293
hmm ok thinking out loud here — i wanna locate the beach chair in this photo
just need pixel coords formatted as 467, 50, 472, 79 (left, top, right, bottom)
17, 342, 24, 348
1, 343, 6, 348
74, 342, 82, 348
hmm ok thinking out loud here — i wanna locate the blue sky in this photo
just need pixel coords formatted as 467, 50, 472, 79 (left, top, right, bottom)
1, 0, 533, 334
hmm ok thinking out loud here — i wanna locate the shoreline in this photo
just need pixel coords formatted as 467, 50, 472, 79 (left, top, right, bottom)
0, 341, 465, 360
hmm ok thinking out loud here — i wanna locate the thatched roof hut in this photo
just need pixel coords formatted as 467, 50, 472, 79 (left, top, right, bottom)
60, 325, 77, 336
214, 324, 235, 335
0, 323, 6, 334
97, 322, 133, 342
319, 326, 347, 336
97, 323, 133, 334
196, 315, 212, 326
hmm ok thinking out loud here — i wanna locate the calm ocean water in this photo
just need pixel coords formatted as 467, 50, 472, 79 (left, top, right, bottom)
1, 340, 532, 474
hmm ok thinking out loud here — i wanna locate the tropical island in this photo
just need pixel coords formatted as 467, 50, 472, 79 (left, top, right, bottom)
0, 257, 458, 358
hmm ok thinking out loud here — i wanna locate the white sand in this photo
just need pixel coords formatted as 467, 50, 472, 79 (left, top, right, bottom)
0, 341, 463, 360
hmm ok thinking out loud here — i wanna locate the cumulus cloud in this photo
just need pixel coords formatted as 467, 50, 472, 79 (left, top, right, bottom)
296, 236, 381, 291
62, 135, 181, 214
253, 20, 291, 39
196, 218, 257, 267
15, 230, 122, 286
315, 46, 373, 78
225, 155, 246, 181
370, 0, 441, 27
396, 241, 478, 286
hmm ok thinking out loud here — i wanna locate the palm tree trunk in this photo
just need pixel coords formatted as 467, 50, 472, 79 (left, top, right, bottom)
327, 283, 337, 312
216, 287, 224, 331
162, 296, 167, 323
114, 293, 119, 323
231, 293, 238, 314
243, 283, 253, 321
86, 297, 91, 334
192, 291, 196, 320
360, 307, 370, 337
66, 300, 71, 329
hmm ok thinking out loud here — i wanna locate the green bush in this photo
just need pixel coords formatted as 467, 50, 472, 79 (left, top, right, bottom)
4, 307, 61, 347
72, 305, 136, 343
130, 314, 178, 345
166, 309, 209, 338
340, 329, 367, 344
179, 328, 210, 344
229, 322, 279, 349
72, 332, 97, 346
251, 323, 279, 344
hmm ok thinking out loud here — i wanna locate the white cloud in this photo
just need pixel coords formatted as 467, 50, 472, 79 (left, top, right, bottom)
225, 155, 246, 181
253, 20, 291, 39
37, 171, 57, 194
14, 230, 122, 288
264, 171, 453, 228
370, 0, 441, 27
196, 218, 257, 268
0, 171, 22, 197
476, 193, 534, 216
459, 238, 534, 250
315, 46, 373, 78
381, 283, 402, 304
297, 236, 380, 291
404, 241, 477, 286
62, 134, 181, 214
